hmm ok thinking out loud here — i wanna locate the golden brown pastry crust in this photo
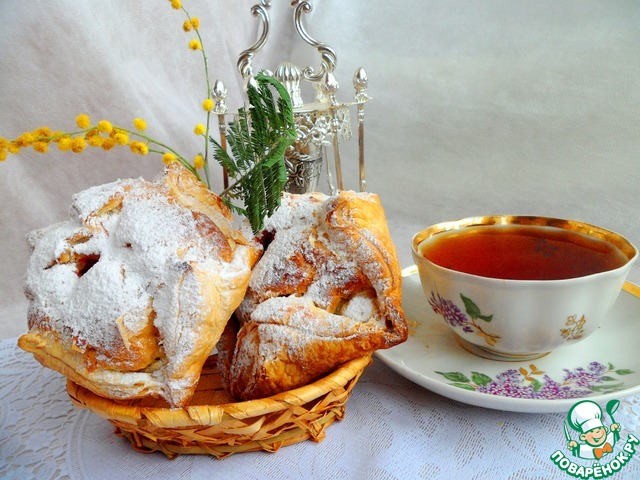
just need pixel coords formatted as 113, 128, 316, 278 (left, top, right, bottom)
220, 191, 407, 400
18, 163, 260, 407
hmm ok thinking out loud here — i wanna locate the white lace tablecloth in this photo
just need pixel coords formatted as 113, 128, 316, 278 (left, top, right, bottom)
2, 337, 640, 480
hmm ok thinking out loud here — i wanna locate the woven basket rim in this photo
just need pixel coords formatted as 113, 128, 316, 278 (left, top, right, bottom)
67, 354, 372, 429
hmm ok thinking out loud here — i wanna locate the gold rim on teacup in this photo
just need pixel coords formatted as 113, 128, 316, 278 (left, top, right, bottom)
411, 215, 638, 361
412, 215, 638, 270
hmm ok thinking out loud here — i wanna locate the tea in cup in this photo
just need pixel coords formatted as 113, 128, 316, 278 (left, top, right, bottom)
411, 215, 637, 360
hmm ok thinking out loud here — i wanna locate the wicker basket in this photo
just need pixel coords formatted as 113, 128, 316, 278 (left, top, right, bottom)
66, 354, 372, 459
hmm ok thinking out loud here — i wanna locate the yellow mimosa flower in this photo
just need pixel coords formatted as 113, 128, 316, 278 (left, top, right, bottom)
130, 141, 149, 155
202, 98, 214, 112
97, 120, 113, 134
194, 154, 205, 169
133, 118, 147, 131
33, 141, 49, 153
76, 114, 91, 129
71, 137, 87, 153
16, 133, 35, 147
34, 126, 53, 137
101, 137, 116, 151
194, 124, 205, 135
58, 137, 72, 151
114, 133, 129, 146
163, 152, 177, 165
88, 135, 104, 148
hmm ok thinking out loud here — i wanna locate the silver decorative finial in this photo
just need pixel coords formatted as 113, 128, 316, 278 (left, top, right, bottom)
353, 68, 369, 192
323, 71, 344, 190
320, 71, 340, 105
353, 67, 371, 103
274, 62, 303, 108
211, 79, 228, 114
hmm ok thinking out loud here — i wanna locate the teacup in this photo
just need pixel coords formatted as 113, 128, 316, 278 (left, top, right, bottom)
411, 215, 637, 361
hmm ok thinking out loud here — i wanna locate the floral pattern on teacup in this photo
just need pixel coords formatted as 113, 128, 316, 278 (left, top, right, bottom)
435, 361, 634, 400
560, 314, 586, 340
428, 292, 500, 347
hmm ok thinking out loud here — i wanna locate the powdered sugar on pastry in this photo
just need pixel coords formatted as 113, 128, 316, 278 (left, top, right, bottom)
222, 190, 407, 400
19, 163, 260, 406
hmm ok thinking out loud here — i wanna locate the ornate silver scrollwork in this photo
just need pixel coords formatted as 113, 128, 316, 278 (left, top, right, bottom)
216, 0, 369, 194
283, 150, 323, 194
291, 0, 337, 83
275, 64, 351, 194
237, 0, 271, 82
293, 108, 351, 148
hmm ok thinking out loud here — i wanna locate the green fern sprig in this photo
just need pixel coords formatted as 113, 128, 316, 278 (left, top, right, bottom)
211, 73, 296, 234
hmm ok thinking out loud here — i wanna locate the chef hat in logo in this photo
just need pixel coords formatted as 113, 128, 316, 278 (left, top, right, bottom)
568, 400, 605, 434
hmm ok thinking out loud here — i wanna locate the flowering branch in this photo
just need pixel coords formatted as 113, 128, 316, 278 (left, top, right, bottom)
0, 1, 213, 183
0, 115, 202, 180
179, 1, 214, 188
0, 0, 294, 233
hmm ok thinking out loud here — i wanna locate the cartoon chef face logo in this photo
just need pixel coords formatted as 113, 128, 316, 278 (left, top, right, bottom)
565, 400, 621, 460
551, 399, 639, 478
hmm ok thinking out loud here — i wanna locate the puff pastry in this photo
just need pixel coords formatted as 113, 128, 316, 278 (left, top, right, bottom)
219, 191, 407, 400
18, 163, 260, 407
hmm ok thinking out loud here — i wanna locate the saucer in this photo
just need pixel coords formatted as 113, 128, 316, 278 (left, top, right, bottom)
376, 268, 640, 413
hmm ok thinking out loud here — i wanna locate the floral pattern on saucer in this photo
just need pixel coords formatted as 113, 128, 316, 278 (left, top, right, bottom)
435, 362, 634, 400
428, 292, 500, 347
